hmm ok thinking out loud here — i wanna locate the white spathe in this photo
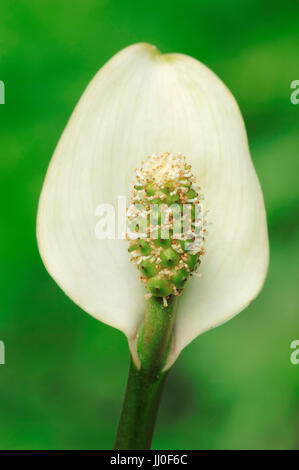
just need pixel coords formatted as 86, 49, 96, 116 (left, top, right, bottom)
37, 43, 269, 369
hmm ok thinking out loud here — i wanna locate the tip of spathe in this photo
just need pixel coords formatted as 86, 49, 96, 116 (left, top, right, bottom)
137, 42, 160, 56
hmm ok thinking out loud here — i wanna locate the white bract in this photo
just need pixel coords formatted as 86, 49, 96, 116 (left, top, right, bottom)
37, 43, 269, 370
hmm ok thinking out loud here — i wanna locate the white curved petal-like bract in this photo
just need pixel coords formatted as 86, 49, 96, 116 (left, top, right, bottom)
37, 43, 269, 369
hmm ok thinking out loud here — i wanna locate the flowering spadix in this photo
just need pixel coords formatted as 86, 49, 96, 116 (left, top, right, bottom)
37, 43, 269, 370
127, 152, 205, 306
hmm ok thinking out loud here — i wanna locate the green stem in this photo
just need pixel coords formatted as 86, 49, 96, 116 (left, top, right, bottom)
114, 360, 169, 450
114, 297, 176, 450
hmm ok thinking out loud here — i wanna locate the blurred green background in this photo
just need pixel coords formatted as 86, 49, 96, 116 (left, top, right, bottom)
0, 0, 298, 450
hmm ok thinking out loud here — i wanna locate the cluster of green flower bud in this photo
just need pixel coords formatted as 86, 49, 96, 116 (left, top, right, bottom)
127, 152, 206, 306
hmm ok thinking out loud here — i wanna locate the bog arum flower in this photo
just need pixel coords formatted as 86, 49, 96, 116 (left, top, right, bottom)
37, 43, 269, 449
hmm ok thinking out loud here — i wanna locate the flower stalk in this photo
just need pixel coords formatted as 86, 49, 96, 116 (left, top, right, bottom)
114, 296, 176, 449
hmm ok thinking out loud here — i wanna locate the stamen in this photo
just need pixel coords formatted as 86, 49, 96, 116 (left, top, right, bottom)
127, 152, 207, 300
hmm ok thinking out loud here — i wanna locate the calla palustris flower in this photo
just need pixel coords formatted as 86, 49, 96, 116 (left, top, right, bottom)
37, 43, 269, 370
